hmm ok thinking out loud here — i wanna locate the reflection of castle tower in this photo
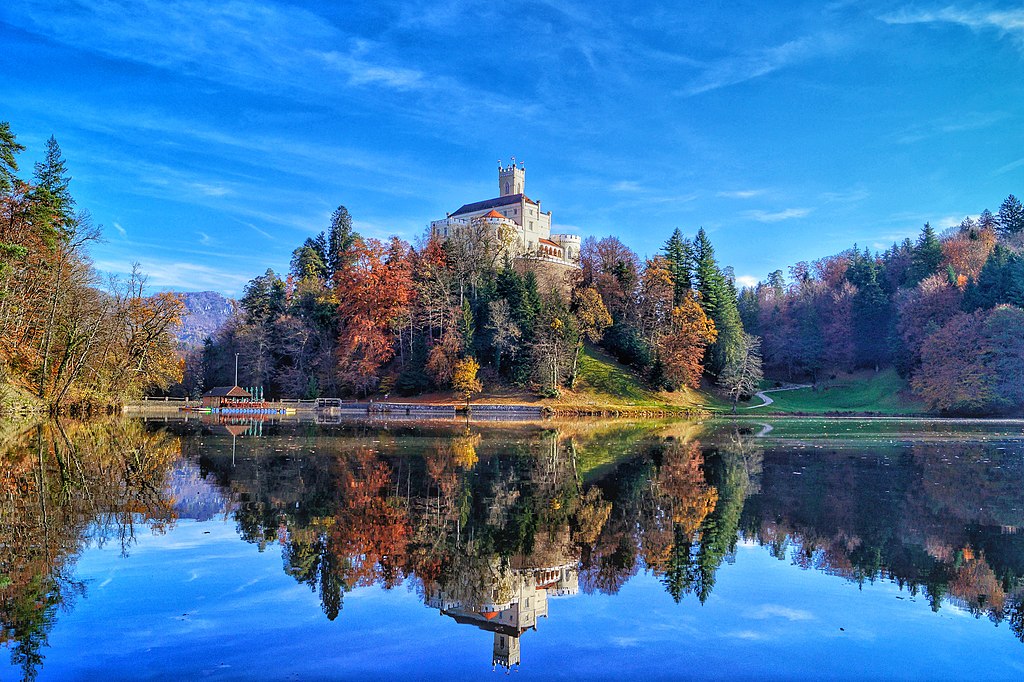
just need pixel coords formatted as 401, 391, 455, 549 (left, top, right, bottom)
493, 631, 521, 670
425, 561, 578, 672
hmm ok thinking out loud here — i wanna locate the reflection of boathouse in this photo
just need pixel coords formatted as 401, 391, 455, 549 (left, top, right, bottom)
426, 564, 578, 671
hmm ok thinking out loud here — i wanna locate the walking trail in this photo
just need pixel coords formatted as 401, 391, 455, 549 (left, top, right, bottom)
745, 383, 813, 409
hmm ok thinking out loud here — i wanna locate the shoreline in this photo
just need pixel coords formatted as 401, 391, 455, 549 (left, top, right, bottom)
116, 400, 1024, 423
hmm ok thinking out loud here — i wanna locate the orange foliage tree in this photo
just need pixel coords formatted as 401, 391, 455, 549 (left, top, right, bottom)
659, 293, 718, 389
335, 237, 414, 395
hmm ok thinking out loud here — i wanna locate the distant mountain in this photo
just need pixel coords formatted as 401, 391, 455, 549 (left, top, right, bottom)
173, 291, 235, 347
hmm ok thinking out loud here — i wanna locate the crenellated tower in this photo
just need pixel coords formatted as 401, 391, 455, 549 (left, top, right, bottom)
498, 160, 525, 197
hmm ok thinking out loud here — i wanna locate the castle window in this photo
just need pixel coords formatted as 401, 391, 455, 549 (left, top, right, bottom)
505, 182, 510, 193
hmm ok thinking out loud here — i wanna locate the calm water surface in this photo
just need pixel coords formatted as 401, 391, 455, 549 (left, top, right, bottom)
2, 416, 1024, 680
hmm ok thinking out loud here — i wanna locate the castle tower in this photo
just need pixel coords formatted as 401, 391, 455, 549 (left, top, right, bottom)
499, 160, 525, 197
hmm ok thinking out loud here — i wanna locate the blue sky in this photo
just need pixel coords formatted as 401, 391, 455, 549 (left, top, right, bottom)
2, 1, 1023, 295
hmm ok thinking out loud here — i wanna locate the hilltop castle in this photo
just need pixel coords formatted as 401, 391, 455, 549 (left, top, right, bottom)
430, 160, 580, 266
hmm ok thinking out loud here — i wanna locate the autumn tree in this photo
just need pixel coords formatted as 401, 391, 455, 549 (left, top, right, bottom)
567, 286, 611, 387
659, 293, 717, 389
911, 305, 1024, 414
335, 237, 414, 395
452, 357, 482, 408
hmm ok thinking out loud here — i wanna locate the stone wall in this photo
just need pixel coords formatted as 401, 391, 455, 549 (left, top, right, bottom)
514, 258, 578, 296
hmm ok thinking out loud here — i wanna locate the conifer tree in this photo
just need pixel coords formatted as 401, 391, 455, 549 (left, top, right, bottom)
327, 205, 357, 279
693, 228, 744, 374
908, 223, 942, 285
31, 136, 76, 235
0, 121, 25, 194
662, 228, 693, 305
978, 208, 999, 232
998, 195, 1024, 237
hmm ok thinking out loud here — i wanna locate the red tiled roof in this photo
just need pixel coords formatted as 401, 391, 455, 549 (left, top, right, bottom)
539, 238, 561, 247
484, 209, 505, 219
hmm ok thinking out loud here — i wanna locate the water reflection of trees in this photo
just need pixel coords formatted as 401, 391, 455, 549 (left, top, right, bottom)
183, 421, 763, 667
739, 440, 1024, 640
0, 420, 180, 681
7, 419, 1024, 678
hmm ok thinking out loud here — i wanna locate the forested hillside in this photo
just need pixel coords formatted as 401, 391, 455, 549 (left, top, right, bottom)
191, 213, 742, 403
0, 122, 183, 412
739, 199, 1024, 415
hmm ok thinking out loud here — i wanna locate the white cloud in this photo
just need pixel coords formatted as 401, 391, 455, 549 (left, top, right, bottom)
718, 189, 766, 199
995, 156, 1024, 175
680, 35, 842, 96
735, 274, 759, 288
612, 180, 644, 193
744, 207, 813, 222
113, 221, 127, 238
880, 7, 1024, 46
94, 258, 251, 294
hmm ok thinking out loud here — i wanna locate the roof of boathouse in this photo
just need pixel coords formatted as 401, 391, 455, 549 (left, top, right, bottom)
201, 386, 252, 398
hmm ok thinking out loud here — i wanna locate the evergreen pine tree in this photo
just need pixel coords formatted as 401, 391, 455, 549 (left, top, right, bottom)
0, 121, 25, 195
662, 228, 694, 305
908, 223, 942, 284
978, 208, 999, 232
998, 195, 1024, 237
693, 228, 744, 374
31, 135, 76, 237
326, 205, 357, 279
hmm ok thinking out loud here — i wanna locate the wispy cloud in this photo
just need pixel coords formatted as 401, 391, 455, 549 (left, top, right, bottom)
0, 0, 528, 122
880, 6, 1024, 46
113, 221, 127, 238
94, 258, 252, 294
744, 207, 813, 222
891, 111, 1009, 144
679, 35, 841, 96
995, 156, 1024, 175
612, 180, 645, 193
718, 189, 766, 199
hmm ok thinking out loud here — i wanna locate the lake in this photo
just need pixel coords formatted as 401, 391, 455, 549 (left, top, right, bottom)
2, 416, 1023, 680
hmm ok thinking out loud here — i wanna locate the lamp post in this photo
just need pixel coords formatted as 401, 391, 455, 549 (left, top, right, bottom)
234, 353, 239, 388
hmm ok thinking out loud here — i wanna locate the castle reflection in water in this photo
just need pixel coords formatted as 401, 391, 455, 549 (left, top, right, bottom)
427, 562, 578, 670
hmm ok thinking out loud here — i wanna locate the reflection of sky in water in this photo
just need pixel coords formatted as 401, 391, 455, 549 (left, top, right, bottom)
19, 520, 1024, 680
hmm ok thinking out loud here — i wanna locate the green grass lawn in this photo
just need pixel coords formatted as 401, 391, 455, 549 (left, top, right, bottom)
761, 369, 926, 415
572, 345, 727, 411
574, 345, 667, 406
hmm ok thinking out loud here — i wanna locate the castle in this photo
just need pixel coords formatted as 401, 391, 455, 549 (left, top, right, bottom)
431, 160, 580, 266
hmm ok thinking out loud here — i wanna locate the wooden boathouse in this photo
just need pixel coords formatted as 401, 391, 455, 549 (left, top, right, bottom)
200, 386, 252, 408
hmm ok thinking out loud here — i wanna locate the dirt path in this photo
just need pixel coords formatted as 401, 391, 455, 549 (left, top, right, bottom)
746, 384, 813, 409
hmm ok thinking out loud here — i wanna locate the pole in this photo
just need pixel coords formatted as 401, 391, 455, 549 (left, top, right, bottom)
234, 353, 239, 387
